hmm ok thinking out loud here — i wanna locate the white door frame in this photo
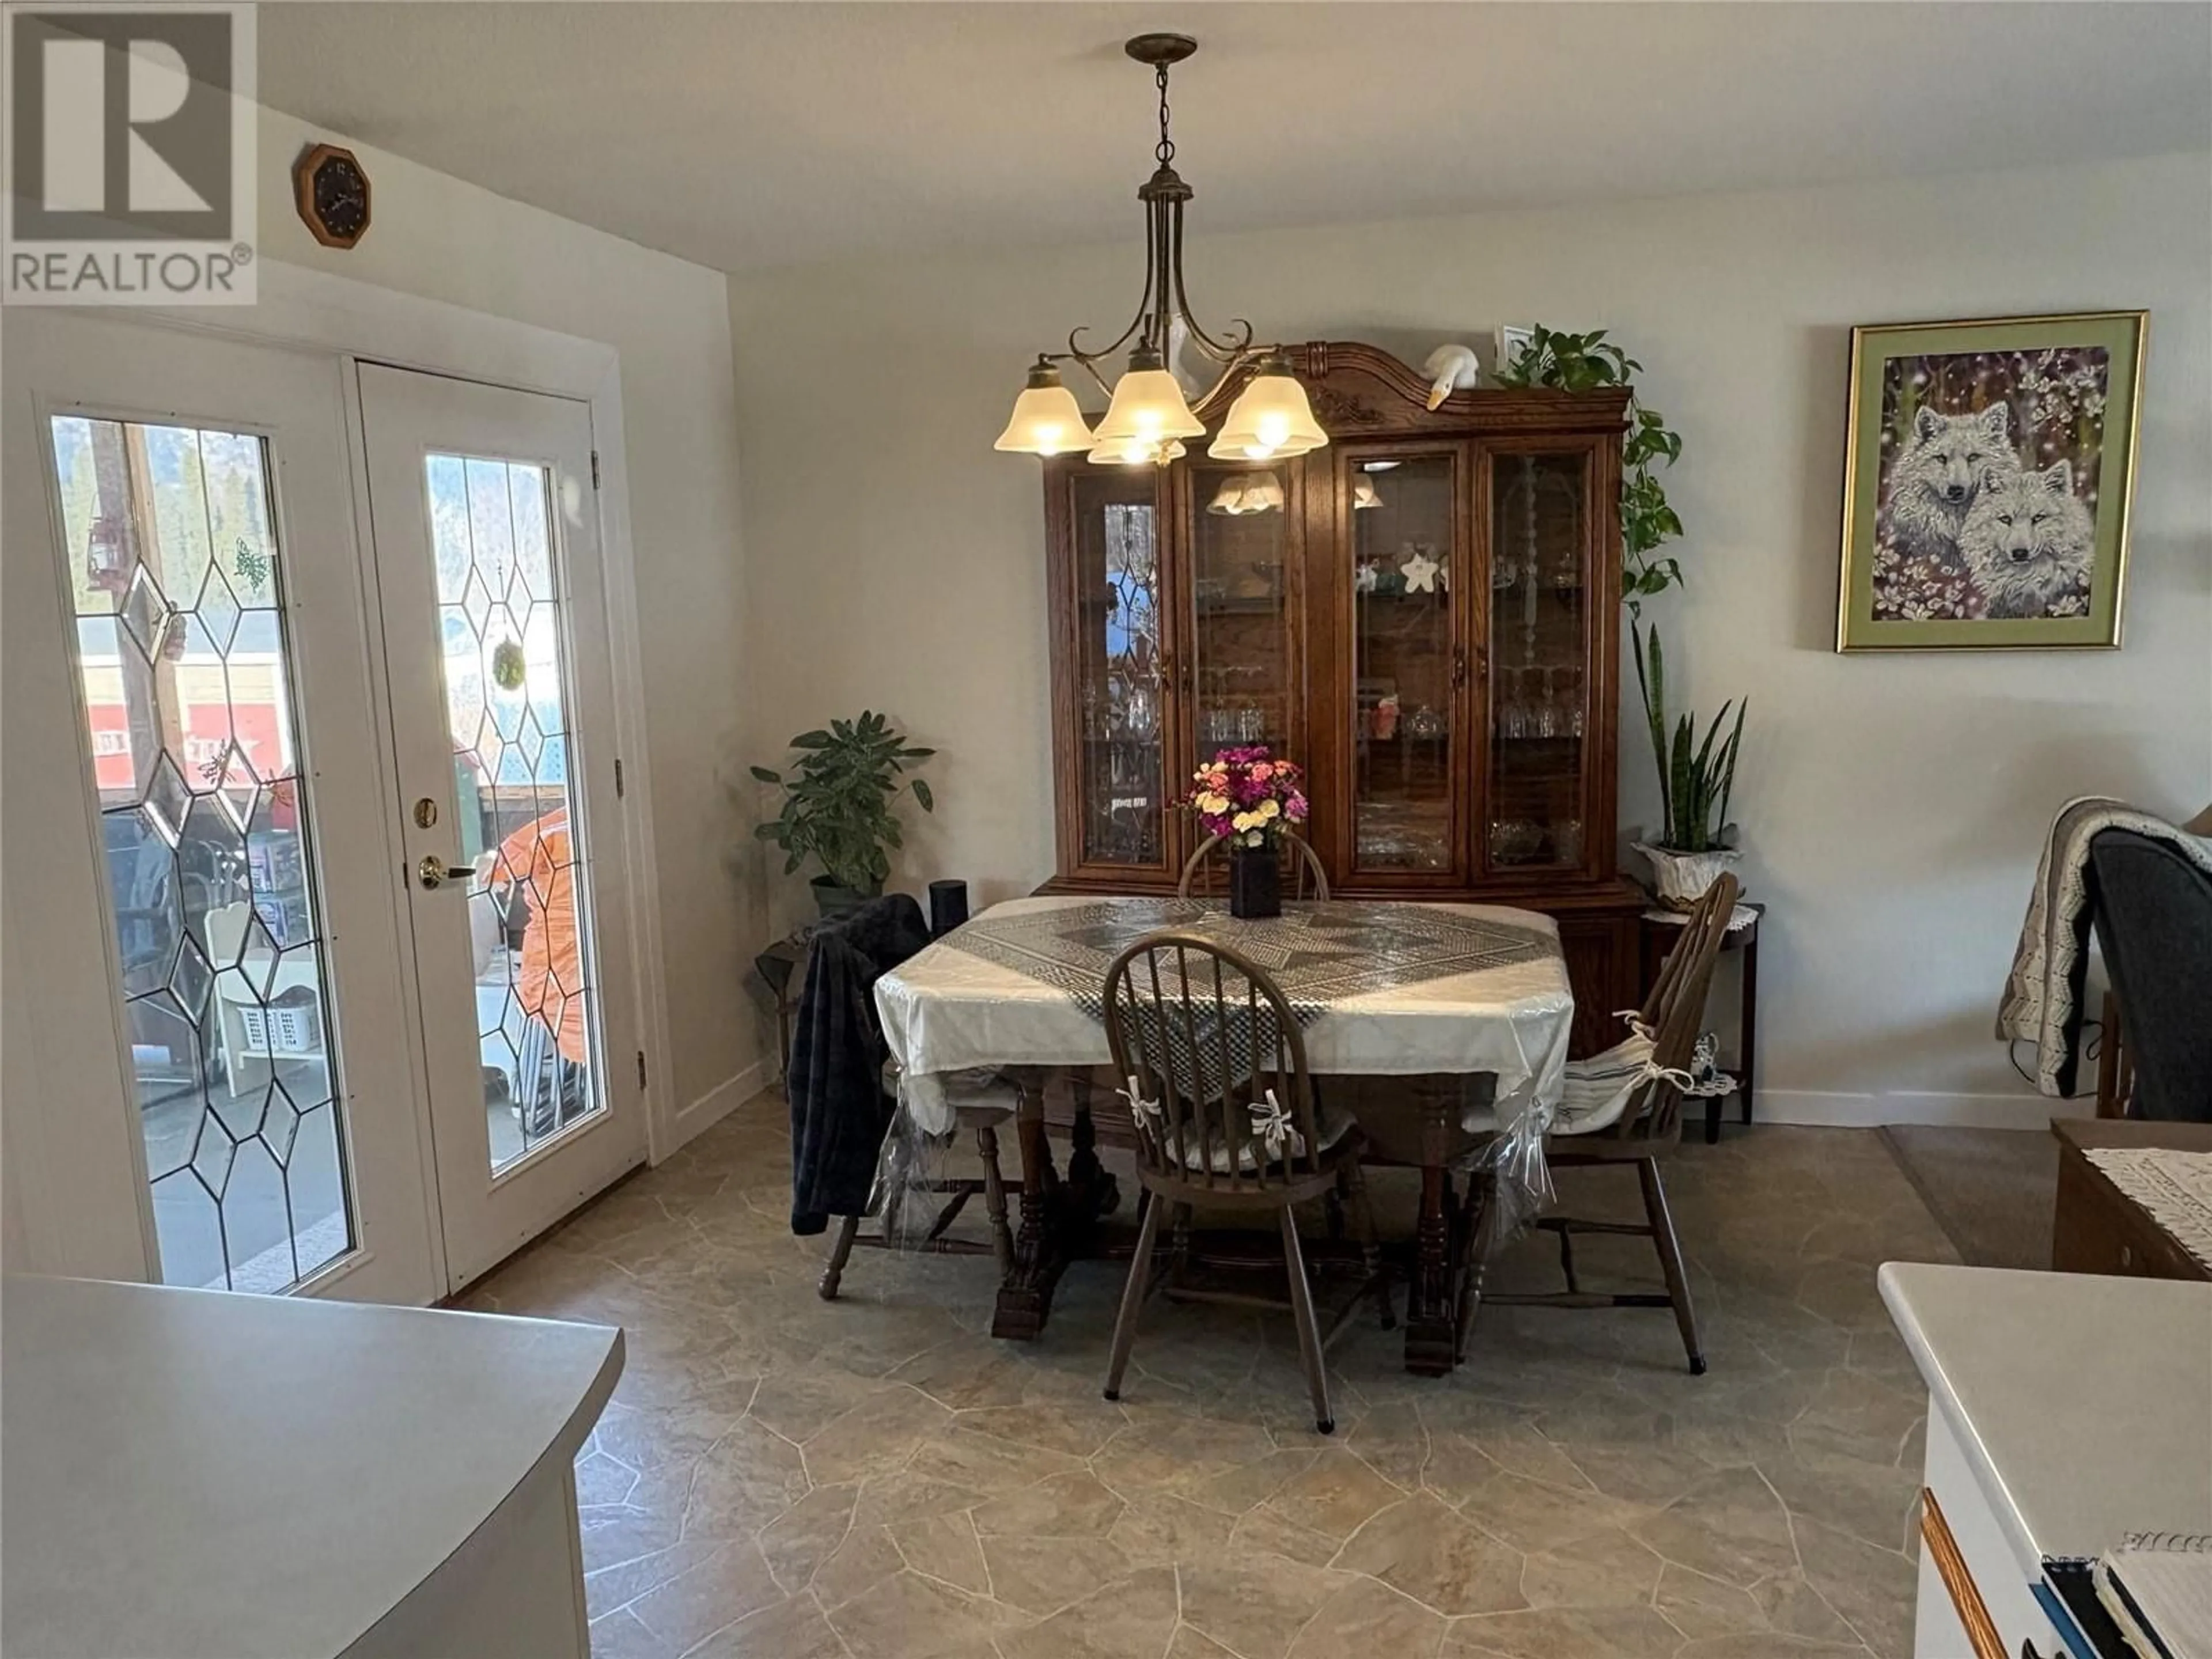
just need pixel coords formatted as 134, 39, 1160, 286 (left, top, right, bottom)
11, 260, 678, 1296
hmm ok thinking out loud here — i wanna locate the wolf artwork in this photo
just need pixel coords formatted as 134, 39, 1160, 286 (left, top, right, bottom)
1869, 347, 2109, 623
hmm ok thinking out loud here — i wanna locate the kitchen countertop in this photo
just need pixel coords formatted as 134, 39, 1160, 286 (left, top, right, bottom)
2, 1275, 622, 1659
1878, 1261, 2212, 1565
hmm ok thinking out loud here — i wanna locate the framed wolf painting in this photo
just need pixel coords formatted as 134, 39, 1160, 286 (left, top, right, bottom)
1836, 311, 2145, 651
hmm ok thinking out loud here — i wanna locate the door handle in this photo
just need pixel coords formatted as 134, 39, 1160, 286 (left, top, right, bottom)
416, 855, 471, 890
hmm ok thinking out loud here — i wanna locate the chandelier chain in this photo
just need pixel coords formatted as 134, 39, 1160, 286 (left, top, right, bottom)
1155, 63, 1174, 168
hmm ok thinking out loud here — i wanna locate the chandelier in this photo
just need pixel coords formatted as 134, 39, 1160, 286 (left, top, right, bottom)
994, 33, 1327, 468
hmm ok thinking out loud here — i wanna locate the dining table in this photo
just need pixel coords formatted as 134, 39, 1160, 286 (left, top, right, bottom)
874, 893, 1576, 1374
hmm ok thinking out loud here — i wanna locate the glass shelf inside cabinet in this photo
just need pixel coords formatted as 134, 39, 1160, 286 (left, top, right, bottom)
1487, 451, 1591, 870
1073, 469, 1166, 868
1351, 456, 1455, 873
1192, 465, 1291, 763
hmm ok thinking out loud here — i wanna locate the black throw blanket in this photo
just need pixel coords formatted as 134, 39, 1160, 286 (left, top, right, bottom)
787, 893, 933, 1235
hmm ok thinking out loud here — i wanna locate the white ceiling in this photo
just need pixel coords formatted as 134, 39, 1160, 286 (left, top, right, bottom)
259, 2, 2212, 274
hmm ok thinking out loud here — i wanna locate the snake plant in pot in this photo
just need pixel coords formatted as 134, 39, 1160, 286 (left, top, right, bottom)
752, 711, 934, 917
1630, 624, 1745, 910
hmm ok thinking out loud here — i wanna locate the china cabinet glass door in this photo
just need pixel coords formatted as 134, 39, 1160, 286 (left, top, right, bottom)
1482, 444, 1599, 875
1345, 450, 1467, 881
1187, 463, 1297, 768
1066, 468, 1173, 873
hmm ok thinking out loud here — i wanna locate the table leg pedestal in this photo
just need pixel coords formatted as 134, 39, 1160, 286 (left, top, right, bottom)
990, 1069, 1120, 1342
1402, 1162, 1461, 1376
993, 1070, 1064, 1341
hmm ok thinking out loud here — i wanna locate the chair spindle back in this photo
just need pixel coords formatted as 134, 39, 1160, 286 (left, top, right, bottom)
1103, 932, 1324, 1195
1604, 873, 1741, 1146
1177, 832, 1331, 902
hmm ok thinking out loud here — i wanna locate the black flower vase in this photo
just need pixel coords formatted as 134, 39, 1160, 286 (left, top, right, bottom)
1228, 844, 1281, 919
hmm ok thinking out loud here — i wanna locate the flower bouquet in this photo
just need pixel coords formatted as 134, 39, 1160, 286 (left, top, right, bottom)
1181, 746, 1310, 918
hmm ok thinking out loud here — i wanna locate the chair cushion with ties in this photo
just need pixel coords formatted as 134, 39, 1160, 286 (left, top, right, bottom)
1116, 1070, 1357, 1175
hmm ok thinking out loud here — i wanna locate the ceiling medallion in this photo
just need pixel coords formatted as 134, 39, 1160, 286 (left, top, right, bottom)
994, 34, 1327, 468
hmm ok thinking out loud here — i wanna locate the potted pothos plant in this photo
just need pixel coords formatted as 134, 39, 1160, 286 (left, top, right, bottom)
1502, 325, 1748, 904
752, 711, 934, 917
1629, 627, 1745, 910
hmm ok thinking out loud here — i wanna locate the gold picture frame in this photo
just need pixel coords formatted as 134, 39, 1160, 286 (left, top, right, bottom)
1836, 310, 2145, 652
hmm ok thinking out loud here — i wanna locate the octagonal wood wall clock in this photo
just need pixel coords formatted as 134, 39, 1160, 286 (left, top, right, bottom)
294, 143, 372, 249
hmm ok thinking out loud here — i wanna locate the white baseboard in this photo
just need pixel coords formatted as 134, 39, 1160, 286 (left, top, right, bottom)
1755, 1089, 2100, 1130
658, 1060, 772, 1161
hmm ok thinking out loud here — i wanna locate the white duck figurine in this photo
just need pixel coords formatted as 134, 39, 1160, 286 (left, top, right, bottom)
1422, 343, 1482, 410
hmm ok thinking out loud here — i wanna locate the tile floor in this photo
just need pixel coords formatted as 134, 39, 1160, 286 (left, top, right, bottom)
459, 1092, 1960, 1659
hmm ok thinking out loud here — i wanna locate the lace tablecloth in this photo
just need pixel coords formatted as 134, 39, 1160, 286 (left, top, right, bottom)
2086, 1147, 2212, 1271
876, 895, 1574, 1137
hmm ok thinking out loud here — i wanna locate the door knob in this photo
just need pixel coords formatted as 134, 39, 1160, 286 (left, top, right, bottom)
416, 855, 470, 890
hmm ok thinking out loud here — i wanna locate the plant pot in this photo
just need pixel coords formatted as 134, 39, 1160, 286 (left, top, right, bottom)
1634, 842, 1743, 912
810, 874, 882, 919
1228, 846, 1282, 920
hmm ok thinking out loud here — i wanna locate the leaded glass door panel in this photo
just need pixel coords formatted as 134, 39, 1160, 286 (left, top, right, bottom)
4, 309, 435, 1301
358, 366, 643, 1291
1055, 465, 1180, 880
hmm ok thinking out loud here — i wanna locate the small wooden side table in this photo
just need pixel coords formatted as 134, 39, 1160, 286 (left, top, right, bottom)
1640, 899, 1763, 1145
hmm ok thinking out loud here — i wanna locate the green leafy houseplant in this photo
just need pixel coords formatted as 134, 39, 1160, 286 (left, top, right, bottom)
1630, 626, 1743, 855
1494, 325, 1685, 613
751, 711, 934, 914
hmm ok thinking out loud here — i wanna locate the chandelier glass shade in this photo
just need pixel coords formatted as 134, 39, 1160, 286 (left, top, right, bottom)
1207, 471, 1285, 515
994, 34, 1327, 468
993, 358, 1095, 456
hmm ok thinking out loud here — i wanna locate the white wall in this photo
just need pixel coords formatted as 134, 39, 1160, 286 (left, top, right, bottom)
257, 108, 764, 1120
729, 151, 2212, 1120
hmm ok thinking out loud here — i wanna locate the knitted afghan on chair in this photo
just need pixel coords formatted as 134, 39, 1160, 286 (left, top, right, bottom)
1997, 797, 2212, 1098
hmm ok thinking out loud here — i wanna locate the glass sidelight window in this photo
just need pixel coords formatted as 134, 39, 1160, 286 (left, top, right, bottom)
50, 416, 352, 1291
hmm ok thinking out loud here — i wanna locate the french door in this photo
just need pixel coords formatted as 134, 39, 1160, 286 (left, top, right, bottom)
357, 366, 643, 1289
3, 314, 645, 1301
3, 310, 436, 1301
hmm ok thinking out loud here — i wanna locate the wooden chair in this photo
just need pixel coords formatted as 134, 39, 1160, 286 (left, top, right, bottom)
1176, 831, 1330, 901
1472, 873, 1740, 1373
1100, 933, 1389, 1433
817, 1075, 1024, 1300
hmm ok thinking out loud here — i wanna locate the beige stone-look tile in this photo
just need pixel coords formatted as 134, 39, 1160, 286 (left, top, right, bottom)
974, 1468, 1127, 1537
1791, 1513, 1916, 1658
1456, 1469, 1646, 1556
756, 1482, 859, 1592
1181, 1551, 1357, 1659
585, 1535, 732, 1622
1261, 1447, 1406, 1541
1518, 1525, 1662, 1611
804, 1384, 956, 1485
588, 1606, 674, 1659
1628, 1467, 1800, 1590
827, 1569, 1007, 1659
1759, 1446, 1923, 1556
1651, 1562, 1766, 1640
471, 1096, 1942, 1659
1108, 1491, 1241, 1567
1673, 1638, 1868, 1658
956, 1400, 1123, 1459
983, 1532, 1137, 1615
683, 1593, 848, 1659
1231, 1503, 1343, 1568
680, 1418, 812, 1540
997, 1566, 1183, 1659
1442, 1604, 1687, 1659
1166, 1626, 1242, 1659
1334, 1492, 1527, 1616
1289, 1575, 1449, 1658
747, 1366, 881, 1444
908, 1423, 1082, 1494
891, 1512, 992, 1596
625, 1540, 783, 1653
809, 1522, 908, 1611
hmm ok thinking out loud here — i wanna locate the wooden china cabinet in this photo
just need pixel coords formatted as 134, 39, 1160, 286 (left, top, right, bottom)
1040, 341, 1645, 1054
